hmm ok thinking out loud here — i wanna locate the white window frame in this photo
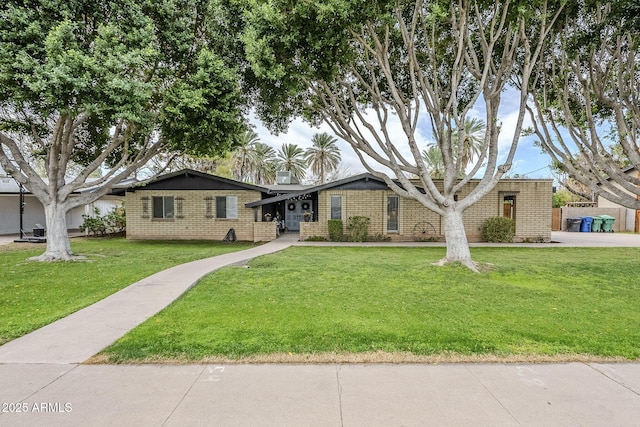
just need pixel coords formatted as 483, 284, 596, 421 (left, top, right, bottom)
330, 195, 342, 220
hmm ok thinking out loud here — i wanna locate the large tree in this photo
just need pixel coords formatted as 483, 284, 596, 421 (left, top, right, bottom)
240, 0, 563, 270
0, 0, 246, 260
276, 143, 307, 181
304, 132, 341, 184
526, 0, 640, 211
231, 130, 260, 182
252, 142, 277, 185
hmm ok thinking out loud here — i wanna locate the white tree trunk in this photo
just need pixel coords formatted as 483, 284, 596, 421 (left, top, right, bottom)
436, 208, 478, 272
30, 202, 75, 261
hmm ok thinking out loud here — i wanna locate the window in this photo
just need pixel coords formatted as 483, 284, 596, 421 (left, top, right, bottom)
387, 196, 399, 232
330, 196, 342, 220
216, 196, 238, 219
152, 196, 174, 219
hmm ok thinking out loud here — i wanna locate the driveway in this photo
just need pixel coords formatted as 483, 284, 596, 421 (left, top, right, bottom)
549, 230, 640, 247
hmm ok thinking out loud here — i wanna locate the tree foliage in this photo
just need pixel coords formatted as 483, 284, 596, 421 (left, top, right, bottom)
304, 132, 341, 184
0, 0, 247, 260
276, 143, 307, 181
527, 0, 640, 210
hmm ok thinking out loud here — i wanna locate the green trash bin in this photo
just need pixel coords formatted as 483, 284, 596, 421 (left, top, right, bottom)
591, 216, 603, 232
599, 214, 616, 232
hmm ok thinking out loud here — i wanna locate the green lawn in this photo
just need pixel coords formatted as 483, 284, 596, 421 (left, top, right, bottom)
0, 238, 254, 345
101, 246, 640, 363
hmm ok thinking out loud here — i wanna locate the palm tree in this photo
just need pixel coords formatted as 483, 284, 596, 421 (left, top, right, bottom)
453, 117, 486, 171
276, 144, 307, 180
252, 142, 277, 185
231, 130, 259, 182
276, 143, 307, 181
422, 145, 445, 178
304, 132, 341, 184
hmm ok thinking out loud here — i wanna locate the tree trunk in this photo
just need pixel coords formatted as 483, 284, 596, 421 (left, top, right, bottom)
30, 202, 76, 261
436, 207, 478, 272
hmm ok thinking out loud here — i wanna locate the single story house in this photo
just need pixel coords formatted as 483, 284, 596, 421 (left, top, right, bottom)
124, 169, 553, 243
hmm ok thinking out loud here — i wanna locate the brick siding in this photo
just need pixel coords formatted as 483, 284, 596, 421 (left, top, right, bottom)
126, 190, 261, 241
300, 180, 552, 242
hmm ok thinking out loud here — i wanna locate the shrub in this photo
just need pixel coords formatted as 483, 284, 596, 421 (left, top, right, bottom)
328, 220, 344, 242
105, 207, 126, 233
367, 233, 391, 242
346, 216, 370, 242
80, 206, 126, 236
480, 216, 515, 243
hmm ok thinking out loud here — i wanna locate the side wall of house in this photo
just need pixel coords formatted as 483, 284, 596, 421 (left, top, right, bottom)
126, 190, 261, 241
300, 180, 552, 242
465, 180, 553, 242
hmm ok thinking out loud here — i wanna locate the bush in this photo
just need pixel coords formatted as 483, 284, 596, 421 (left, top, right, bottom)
79, 212, 106, 236
480, 216, 515, 243
80, 206, 126, 236
105, 207, 126, 233
328, 220, 344, 242
305, 236, 327, 242
367, 233, 391, 242
346, 216, 370, 242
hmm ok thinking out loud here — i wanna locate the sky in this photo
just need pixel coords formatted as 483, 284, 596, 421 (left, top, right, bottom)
249, 87, 557, 182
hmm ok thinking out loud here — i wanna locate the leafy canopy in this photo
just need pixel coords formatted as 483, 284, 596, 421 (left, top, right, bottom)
0, 0, 246, 166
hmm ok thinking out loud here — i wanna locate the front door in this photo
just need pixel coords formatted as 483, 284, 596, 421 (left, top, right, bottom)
285, 200, 311, 231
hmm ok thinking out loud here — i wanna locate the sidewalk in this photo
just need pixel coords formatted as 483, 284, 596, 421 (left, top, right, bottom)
1, 232, 639, 426
1, 362, 639, 426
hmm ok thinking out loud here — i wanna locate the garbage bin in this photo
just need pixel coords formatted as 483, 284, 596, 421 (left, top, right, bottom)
599, 215, 616, 232
590, 216, 603, 232
579, 216, 593, 232
33, 224, 45, 237
566, 218, 581, 232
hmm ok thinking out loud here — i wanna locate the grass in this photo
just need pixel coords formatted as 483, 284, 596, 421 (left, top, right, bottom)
0, 237, 255, 345
99, 246, 640, 363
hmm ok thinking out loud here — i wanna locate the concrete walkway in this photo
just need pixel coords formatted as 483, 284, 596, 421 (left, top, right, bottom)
1, 231, 639, 426
0, 234, 297, 364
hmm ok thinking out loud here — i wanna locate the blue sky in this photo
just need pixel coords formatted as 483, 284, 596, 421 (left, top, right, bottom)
250, 88, 556, 182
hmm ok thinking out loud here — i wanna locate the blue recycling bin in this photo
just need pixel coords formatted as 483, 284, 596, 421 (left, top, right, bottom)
580, 216, 593, 232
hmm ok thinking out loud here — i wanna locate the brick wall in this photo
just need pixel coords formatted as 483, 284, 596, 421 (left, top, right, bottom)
126, 179, 553, 243
126, 190, 261, 241
303, 179, 552, 242
253, 221, 277, 242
